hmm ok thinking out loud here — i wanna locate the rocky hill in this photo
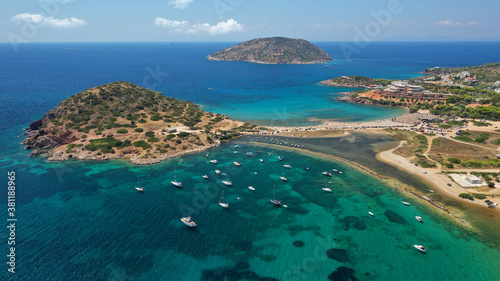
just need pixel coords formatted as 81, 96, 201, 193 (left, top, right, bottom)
207, 37, 332, 64
23, 82, 251, 164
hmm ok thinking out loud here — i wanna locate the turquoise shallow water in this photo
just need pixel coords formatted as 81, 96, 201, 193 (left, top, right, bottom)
2, 42, 500, 280
2, 136, 499, 280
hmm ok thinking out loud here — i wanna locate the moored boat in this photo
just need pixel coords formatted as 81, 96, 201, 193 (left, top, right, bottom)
181, 217, 197, 227
402, 201, 410, 206
415, 216, 423, 222
210, 159, 218, 164
270, 185, 281, 206
247, 152, 254, 157
322, 171, 332, 177
171, 180, 182, 187
248, 186, 255, 191
283, 164, 291, 169
280, 176, 287, 181
233, 161, 241, 167
202, 175, 209, 179
413, 245, 426, 253
215, 170, 221, 175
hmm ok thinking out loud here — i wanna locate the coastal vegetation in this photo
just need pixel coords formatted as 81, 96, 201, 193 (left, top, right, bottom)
23, 81, 248, 164
320, 76, 392, 88
424, 62, 500, 84
207, 37, 332, 64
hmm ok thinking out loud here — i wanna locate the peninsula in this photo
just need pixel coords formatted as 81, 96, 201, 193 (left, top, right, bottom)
207, 37, 332, 64
23, 82, 253, 164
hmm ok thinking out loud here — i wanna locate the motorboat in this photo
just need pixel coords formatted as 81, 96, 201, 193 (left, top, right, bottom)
222, 180, 232, 186
413, 245, 426, 253
233, 161, 241, 167
302, 167, 309, 171
202, 175, 209, 179
278, 156, 283, 161
181, 217, 197, 227
322, 171, 332, 177
283, 164, 292, 169
322, 187, 332, 193
248, 186, 255, 191
368, 212, 374, 216
215, 170, 221, 175
415, 216, 423, 223
402, 201, 410, 206
247, 152, 254, 157
280, 176, 287, 182
210, 159, 218, 164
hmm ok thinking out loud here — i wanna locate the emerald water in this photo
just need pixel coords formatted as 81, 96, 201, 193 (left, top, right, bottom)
2, 136, 499, 280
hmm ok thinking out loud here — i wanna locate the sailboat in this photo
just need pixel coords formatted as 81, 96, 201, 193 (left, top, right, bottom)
222, 172, 232, 186
135, 181, 143, 192
171, 167, 182, 187
219, 190, 229, 208
279, 167, 288, 181
270, 185, 281, 206
322, 181, 332, 193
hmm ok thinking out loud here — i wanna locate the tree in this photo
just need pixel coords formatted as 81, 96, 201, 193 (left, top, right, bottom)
488, 182, 495, 188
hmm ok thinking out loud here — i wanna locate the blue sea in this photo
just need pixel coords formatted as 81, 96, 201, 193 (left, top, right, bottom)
1, 42, 500, 280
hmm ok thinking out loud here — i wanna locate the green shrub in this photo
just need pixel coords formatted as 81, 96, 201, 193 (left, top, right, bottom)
138, 119, 147, 124
166, 134, 176, 140
147, 137, 160, 143
448, 158, 462, 164
145, 131, 155, 137
134, 128, 144, 132
116, 129, 128, 134
459, 193, 473, 199
474, 194, 486, 199
133, 140, 151, 150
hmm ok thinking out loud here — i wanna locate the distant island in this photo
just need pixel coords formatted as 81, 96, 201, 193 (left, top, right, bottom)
320, 76, 392, 88
23, 82, 258, 165
207, 37, 332, 64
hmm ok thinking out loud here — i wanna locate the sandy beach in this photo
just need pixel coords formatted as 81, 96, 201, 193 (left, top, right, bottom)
251, 111, 500, 212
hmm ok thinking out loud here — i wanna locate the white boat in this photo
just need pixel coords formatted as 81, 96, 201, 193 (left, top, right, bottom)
260, 159, 263, 162
280, 176, 287, 182
322, 171, 332, 177
278, 156, 283, 161
171, 180, 182, 187
333, 169, 338, 173
415, 216, 423, 222
368, 212, 374, 216
202, 175, 209, 179
402, 201, 410, 206
215, 170, 221, 175
234, 145, 238, 148
247, 152, 254, 157
233, 161, 241, 167
180, 217, 197, 227
219, 191, 229, 208
270, 185, 281, 206
234, 151, 237, 154
413, 245, 426, 253
248, 186, 255, 191
210, 159, 218, 164
322, 187, 332, 193
135, 181, 143, 192
283, 164, 292, 169
222, 173, 232, 186
172, 168, 182, 187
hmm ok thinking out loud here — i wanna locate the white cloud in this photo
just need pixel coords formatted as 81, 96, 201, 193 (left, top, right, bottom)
168, 0, 194, 9
154, 18, 244, 35
12, 13, 86, 28
436, 19, 480, 27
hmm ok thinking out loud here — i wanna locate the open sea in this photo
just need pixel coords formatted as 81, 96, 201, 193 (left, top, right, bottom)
1, 42, 500, 280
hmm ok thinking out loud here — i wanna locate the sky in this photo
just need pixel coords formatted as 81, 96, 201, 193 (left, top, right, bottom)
1, 0, 499, 42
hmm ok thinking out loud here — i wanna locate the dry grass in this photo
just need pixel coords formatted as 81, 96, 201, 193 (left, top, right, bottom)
429, 137, 497, 161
